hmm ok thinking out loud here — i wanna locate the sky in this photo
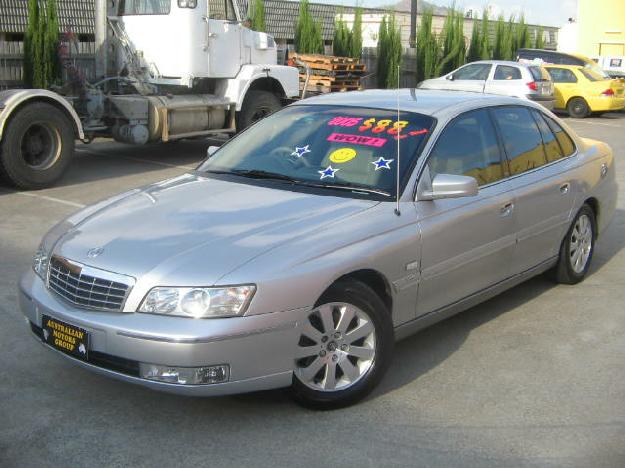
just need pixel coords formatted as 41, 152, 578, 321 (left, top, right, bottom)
312, 0, 578, 27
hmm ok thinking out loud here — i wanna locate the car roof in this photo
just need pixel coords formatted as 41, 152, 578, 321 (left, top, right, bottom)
294, 89, 532, 118
543, 64, 580, 70
470, 60, 532, 67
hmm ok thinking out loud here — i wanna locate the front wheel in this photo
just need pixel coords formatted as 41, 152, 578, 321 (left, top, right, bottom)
0, 102, 75, 189
235, 90, 282, 133
290, 279, 394, 409
551, 204, 596, 284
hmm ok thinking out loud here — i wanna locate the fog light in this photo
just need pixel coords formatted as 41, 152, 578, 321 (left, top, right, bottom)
140, 363, 230, 385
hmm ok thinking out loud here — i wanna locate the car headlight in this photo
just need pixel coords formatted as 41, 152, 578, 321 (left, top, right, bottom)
137, 285, 256, 318
32, 243, 50, 281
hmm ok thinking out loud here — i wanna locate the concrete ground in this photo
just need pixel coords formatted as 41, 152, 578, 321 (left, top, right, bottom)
0, 115, 624, 467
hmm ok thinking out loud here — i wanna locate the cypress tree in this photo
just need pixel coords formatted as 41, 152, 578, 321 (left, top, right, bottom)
534, 27, 545, 49
250, 0, 266, 32
294, 0, 324, 54
385, 13, 402, 88
44, 0, 60, 87
436, 6, 465, 76
416, 8, 438, 82
467, 15, 481, 63
349, 8, 363, 59
376, 16, 388, 88
333, 13, 351, 57
478, 9, 491, 59
24, 0, 41, 88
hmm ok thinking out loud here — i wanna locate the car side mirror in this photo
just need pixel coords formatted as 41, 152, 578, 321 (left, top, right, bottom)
446, 74, 455, 81
419, 174, 479, 200
206, 145, 219, 158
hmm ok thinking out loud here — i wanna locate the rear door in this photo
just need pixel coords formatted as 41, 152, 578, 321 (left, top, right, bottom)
546, 67, 578, 109
485, 64, 524, 96
416, 109, 517, 315
491, 106, 576, 274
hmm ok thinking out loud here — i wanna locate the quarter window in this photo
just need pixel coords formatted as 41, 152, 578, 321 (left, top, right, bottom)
492, 107, 547, 175
532, 110, 563, 163
544, 116, 576, 156
453, 64, 491, 81
494, 65, 522, 80
427, 109, 504, 186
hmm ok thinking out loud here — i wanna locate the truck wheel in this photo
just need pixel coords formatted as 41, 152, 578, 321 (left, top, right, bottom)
0, 102, 75, 189
567, 97, 590, 118
236, 91, 281, 132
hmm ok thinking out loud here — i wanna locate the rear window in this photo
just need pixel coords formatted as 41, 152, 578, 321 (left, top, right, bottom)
492, 107, 547, 175
529, 66, 550, 81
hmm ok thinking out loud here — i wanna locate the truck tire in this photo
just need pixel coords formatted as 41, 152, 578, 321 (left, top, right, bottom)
0, 102, 75, 189
236, 90, 281, 132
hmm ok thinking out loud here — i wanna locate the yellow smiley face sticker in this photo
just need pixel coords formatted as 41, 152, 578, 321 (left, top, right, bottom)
329, 147, 357, 164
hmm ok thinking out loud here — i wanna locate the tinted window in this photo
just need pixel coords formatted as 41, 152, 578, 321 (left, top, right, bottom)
529, 66, 550, 81
544, 116, 576, 156
427, 109, 504, 186
454, 64, 491, 80
119, 0, 171, 15
579, 67, 606, 81
532, 110, 563, 162
492, 107, 547, 175
547, 68, 578, 83
494, 65, 522, 80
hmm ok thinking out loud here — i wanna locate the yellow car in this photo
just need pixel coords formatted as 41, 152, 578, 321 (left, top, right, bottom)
544, 64, 625, 117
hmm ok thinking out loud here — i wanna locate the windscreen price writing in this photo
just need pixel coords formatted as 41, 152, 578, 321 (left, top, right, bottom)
327, 116, 428, 140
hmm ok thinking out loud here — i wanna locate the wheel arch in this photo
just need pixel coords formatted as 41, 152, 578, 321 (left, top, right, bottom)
583, 196, 600, 235
325, 269, 394, 315
0, 90, 84, 141
247, 77, 287, 99
565, 95, 589, 110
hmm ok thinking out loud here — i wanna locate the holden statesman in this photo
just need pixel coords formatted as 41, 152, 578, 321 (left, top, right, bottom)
19, 90, 617, 408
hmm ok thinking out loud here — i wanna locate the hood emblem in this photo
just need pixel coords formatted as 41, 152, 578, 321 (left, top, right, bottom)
87, 247, 104, 258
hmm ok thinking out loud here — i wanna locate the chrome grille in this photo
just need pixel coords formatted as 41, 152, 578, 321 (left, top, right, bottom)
47, 256, 134, 311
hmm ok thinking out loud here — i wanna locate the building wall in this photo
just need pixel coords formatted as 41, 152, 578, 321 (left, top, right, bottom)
564, 0, 625, 57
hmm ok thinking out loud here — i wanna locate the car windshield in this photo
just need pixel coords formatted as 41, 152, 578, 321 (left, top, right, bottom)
199, 105, 435, 197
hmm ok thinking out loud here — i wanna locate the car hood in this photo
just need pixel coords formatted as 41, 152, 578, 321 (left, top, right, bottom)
54, 174, 378, 285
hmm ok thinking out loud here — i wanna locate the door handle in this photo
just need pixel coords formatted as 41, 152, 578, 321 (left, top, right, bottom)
500, 202, 514, 217
559, 183, 570, 194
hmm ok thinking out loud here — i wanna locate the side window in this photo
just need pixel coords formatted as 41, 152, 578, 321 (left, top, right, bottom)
209, 0, 237, 20
532, 110, 563, 163
548, 68, 578, 83
453, 64, 491, 80
492, 107, 547, 175
494, 65, 522, 80
544, 116, 576, 156
427, 109, 504, 186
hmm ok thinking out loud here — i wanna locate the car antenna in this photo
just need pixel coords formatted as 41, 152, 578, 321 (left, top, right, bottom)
394, 65, 401, 217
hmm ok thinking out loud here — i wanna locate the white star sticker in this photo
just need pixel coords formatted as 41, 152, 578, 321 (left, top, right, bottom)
371, 156, 394, 170
78, 343, 86, 355
43, 329, 49, 340
318, 165, 340, 180
291, 145, 311, 158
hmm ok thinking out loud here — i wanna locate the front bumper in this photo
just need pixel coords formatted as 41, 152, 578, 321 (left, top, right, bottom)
19, 270, 311, 396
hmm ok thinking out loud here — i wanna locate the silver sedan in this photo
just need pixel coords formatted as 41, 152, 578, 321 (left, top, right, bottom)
20, 90, 617, 408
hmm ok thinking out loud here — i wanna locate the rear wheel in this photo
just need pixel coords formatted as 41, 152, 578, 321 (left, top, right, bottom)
567, 97, 590, 118
236, 90, 281, 133
290, 279, 394, 409
551, 204, 596, 284
0, 102, 75, 189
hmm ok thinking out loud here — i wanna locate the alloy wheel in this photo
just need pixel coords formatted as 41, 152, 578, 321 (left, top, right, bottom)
570, 213, 593, 274
295, 302, 376, 392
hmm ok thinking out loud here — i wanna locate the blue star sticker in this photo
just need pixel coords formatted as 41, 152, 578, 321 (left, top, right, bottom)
371, 156, 394, 171
291, 145, 311, 158
318, 165, 340, 180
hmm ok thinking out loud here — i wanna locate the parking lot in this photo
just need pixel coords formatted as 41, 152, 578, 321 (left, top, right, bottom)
1, 114, 624, 467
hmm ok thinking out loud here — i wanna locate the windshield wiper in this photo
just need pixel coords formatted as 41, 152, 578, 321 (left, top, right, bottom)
301, 182, 391, 197
230, 169, 300, 183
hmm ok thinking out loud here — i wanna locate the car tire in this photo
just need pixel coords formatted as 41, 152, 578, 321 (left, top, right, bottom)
290, 279, 394, 409
0, 102, 75, 189
551, 204, 596, 284
567, 97, 590, 118
236, 90, 281, 133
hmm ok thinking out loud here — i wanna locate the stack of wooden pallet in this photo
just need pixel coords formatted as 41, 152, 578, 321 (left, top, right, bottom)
291, 53, 366, 94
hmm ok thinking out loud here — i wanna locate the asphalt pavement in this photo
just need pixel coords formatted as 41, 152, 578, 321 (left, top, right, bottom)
0, 115, 624, 467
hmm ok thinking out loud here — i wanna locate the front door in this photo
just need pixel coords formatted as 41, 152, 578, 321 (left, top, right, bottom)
416, 109, 517, 315
207, 0, 242, 77
443, 63, 491, 93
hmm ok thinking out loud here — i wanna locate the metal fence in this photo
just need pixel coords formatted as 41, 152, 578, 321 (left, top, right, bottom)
0, 40, 96, 89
